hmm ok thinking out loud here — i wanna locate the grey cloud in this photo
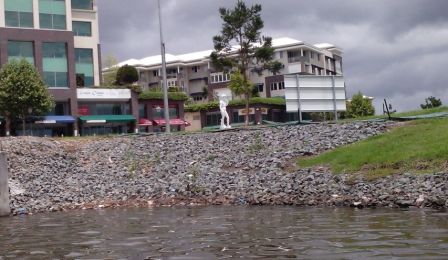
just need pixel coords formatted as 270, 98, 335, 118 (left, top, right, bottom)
97, 0, 448, 112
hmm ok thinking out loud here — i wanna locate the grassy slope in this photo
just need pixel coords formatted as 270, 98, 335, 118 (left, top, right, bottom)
342, 106, 448, 122
298, 118, 448, 178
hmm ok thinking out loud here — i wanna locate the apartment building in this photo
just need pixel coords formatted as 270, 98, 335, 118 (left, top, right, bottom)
113, 37, 343, 103
0, 0, 101, 135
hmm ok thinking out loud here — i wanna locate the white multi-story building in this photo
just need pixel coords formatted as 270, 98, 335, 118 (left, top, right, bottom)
112, 37, 343, 103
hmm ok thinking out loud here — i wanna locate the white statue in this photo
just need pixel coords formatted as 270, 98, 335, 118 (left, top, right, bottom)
219, 94, 231, 130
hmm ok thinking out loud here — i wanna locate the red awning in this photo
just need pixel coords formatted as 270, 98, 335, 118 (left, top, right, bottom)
138, 118, 153, 126
153, 118, 189, 126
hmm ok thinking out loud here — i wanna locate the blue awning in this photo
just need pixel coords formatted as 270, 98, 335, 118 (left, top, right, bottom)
35, 116, 75, 124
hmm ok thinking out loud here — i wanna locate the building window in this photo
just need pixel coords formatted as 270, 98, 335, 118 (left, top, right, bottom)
279, 82, 285, 90
270, 82, 284, 91
79, 103, 130, 115
71, 0, 93, 10
310, 51, 314, 59
336, 60, 342, 74
5, 0, 34, 28
48, 102, 68, 115
205, 112, 221, 126
153, 70, 158, 77
75, 48, 94, 87
153, 106, 178, 119
192, 95, 204, 102
165, 79, 178, 87
210, 72, 230, 83
317, 54, 321, 61
166, 68, 177, 75
72, 21, 91, 36
42, 42, 68, 88
279, 51, 283, 59
192, 66, 200, 73
7, 41, 34, 64
287, 51, 301, 63
39, 0, 66, 30
257, 83, 264, 93
139, 71, 146, 82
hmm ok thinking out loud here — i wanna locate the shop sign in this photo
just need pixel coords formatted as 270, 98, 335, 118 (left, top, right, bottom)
238, 108, 255, 116
35, 120, 56, 124
77, 89, 131, 100
86, 120, 106, 123
260, 108, 269, 115
78, 106, 89, 116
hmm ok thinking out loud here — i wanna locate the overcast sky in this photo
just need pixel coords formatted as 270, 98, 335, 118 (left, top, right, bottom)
97, 0, 448, 113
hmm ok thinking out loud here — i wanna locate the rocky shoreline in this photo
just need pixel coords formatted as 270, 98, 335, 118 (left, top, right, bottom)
3, 121, 448, 215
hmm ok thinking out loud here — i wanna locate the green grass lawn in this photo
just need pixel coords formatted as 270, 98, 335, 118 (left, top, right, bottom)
342, 106, 448, 122
298, 118, 448, 178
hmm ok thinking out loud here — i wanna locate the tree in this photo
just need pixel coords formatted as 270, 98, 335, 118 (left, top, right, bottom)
115, 64, 138, 85
211, 0, 282, 125
346, 92, 375, 118
0, 59, 54, 135
420, 96, 442, 109
102, 54, 119, 86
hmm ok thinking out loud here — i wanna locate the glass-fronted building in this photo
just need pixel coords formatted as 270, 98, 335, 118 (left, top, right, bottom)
0, 0, 101, 136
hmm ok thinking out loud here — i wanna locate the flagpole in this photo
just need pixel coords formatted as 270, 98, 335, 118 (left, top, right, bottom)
157, 0, 170, 133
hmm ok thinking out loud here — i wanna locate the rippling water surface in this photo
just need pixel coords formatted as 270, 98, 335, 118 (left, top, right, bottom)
1, 206, 448, 259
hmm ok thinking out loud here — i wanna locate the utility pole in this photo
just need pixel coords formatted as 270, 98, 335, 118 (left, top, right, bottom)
157, 0, 170, 133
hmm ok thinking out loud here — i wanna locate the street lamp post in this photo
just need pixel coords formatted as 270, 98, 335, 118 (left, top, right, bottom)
157, 0, 170, 133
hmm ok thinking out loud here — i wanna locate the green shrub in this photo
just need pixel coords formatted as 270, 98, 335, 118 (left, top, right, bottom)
139, 91, 189, 101
184, 97, 285, 112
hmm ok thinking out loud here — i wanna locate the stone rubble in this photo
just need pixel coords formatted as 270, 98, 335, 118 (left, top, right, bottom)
2, 121, 447, 215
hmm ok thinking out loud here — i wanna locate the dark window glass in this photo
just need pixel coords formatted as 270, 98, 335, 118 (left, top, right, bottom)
43, 42, 66, 58
84, 76, 94, 86
5, 11, 19, 27
39, 13, 52, 28
48, 102, 68, 115
71, 0, 93, 10
44, 72, 56, 87
52, 14, 67, 29
75, 48, 93, 63
7, 41, 34, 64
5, 11, 33, 28
72, 21, 92, 36
56, 72, 68, 87
153, 107, 177, 119
76, 73, 85, 87
139, 104, 145, 118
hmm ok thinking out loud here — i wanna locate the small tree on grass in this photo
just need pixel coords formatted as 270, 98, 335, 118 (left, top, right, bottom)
116, 64, 138, 85
0, 59, 54, 135
211, 0, 282, 126
346, 92, 375, 118
420, 96, 442, 109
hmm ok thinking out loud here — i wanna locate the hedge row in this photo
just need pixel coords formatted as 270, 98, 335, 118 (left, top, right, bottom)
139, 91, 189, 101
185, 97, 286, 112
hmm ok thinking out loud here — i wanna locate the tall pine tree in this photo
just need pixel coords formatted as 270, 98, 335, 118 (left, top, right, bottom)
211, 0, 282, 125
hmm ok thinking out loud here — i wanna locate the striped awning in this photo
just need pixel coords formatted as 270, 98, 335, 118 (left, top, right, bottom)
153, 118, 188, 126
138, 118, 153, 126
79, 115, 136, 123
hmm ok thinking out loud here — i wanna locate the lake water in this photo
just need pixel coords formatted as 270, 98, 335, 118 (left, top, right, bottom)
1, 206, 448, 259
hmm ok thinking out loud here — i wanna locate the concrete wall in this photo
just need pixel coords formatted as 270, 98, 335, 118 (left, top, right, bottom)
184, 112, 202, 132
0, 153, 10, 216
